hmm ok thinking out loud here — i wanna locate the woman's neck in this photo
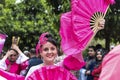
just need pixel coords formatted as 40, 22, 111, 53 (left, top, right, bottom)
43, 61, 54, 66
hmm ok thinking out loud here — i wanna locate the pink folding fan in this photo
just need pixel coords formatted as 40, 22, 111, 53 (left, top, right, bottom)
0, 34, 7, 54
60, 0, 115, 70
27, 66, 77, 80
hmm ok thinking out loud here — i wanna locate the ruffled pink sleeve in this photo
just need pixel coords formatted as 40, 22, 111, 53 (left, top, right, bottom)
20, 60, 29, 70
0, 69, 25, 80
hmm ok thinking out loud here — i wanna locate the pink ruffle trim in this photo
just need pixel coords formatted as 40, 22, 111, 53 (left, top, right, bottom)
0, 69, 25, 80
63, 55, 86, 70
27, 65, 77, 80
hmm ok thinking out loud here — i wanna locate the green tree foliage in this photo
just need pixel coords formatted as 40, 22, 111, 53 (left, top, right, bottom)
1, 0, 119, 51
0, 0, 70, 50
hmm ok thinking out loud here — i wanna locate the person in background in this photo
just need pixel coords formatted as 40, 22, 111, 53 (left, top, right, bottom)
95, 44, 103, 50
0, 44, 29, 75
92, 49, 106, 80
79, 46, 96, 80
85, 46, 96, 80
54, 54, 66, 64
25, 48, 43, 76
23, 50, 30, 59
20, 50, 30, 76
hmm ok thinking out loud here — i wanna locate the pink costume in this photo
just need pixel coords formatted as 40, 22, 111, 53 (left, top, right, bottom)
99, 45, 120, 80
0, 34, 7, 54
5, 59, 28, 74
0, 69, 25, 80
0, 52, 29, 80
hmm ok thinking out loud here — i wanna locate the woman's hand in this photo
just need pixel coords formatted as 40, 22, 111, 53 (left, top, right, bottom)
98, 18, 105, 30
85, 70, 91, 75
5, 51, 13, 57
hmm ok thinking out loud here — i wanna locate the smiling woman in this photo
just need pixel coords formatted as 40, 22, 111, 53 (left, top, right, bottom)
40, 41, 58, 65
25, 32, 77, 80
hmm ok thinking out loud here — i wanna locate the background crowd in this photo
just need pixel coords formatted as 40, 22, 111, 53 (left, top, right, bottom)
0, 41, 114, 80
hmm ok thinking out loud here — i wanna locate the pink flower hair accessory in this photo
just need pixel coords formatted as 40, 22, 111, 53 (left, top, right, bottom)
36, 32, 49, 54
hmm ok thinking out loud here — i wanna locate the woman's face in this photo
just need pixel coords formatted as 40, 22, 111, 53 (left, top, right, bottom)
96, 51, 102, 60
40, 42, 58, 64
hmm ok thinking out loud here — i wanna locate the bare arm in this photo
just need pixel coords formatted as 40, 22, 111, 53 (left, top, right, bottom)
12, 44, 29, 64
0, 51, 12, 70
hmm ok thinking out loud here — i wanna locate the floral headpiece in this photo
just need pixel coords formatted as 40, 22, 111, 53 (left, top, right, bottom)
36, 32, 49, 54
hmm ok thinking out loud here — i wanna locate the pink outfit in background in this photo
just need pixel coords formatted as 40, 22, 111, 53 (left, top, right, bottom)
0, 51, 29, 79
0, 59, 28, 80
99, 45, 120, 80
5, 59, 28, 75
0, 69, 25, 80
0, 34, 7, 54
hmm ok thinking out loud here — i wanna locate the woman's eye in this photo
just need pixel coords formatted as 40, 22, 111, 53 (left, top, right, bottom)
51, 47, 55, 50
44, 48, 48, 51
43, 47, 56, 51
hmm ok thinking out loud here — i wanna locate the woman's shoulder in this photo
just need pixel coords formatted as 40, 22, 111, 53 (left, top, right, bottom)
25, 64, 43, 80
30, 64, 41, 70
29, 64, 44, 73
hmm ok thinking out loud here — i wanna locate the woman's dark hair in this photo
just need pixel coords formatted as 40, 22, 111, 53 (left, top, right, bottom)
9, 48, 18, 55
95, 49, 106, 61
95, 44, 103, 50
94, 49, 106, 68
36, 32, 60, 54
97, 48, 107, 56
45, 33, 57, 47
45, 33, 60, 55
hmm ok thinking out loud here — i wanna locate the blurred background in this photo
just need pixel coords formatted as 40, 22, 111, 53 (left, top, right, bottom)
0, 0, 119, 52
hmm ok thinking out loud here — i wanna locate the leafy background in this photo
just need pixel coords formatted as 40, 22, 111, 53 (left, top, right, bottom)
0, 0, 120, 52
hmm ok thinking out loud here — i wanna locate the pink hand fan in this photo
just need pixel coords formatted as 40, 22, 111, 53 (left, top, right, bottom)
60, 12, 86, 70
60, 0, 115, 70
27, 66, 77, 80
0, 34, 7, 54
71, 0, 115, 34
